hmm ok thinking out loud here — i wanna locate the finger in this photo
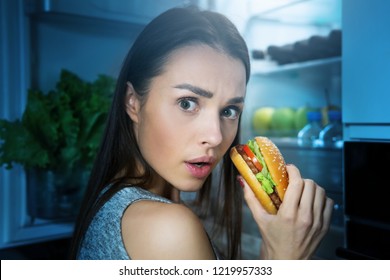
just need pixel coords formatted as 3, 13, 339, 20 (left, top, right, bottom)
320, 197, 334, 236
298, 179, 316, 214
310, 184, 327, 230
280, 164, 304, 213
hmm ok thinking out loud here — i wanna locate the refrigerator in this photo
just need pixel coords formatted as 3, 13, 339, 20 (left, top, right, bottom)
1, 0, 389, 259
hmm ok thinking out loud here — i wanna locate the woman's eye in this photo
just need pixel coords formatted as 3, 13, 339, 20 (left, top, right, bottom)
178, 98, 198, 112
221, 106, 241, 120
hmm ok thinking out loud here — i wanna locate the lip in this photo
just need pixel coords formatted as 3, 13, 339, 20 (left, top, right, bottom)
185, 156, 216, 179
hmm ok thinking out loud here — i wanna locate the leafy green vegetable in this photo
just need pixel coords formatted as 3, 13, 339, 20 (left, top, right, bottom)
0, 69, 115, 171
247, 139, 276, 194
255, 172, 274, 194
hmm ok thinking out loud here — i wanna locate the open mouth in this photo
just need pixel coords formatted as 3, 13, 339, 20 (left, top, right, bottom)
192, 162, 208, 168
185, 162, 213, 179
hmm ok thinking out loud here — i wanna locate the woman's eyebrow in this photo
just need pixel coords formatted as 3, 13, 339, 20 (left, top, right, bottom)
174, 83, 245, 104
228, 96, 245, 104
173, 83, 213, 98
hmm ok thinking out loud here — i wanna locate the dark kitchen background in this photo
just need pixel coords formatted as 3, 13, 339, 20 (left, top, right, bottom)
1, 0, 389, 260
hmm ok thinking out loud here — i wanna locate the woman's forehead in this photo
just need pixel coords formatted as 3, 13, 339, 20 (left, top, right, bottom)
160, 45, 246, 88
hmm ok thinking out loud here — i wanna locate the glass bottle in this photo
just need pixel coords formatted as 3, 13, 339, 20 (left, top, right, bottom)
297, 111, 322, 147
319, 110, 343, 148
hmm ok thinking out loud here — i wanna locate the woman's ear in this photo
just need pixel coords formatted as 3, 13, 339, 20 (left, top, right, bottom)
125, 82, 140, 123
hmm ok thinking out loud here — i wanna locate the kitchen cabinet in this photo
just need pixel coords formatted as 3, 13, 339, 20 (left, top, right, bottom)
0, 0, 196, 249
342, 0, 390, 140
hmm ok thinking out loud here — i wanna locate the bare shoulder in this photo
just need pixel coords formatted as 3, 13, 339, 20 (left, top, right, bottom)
121, 200, 215, 260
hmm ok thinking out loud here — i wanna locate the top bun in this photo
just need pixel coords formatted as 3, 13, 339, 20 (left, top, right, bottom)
255, 137, 288, 201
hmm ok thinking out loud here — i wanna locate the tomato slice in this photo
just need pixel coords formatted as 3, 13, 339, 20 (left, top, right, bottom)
242, 144, 263, 172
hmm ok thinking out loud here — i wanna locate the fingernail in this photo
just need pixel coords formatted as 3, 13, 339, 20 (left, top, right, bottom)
236, 176, 245, 188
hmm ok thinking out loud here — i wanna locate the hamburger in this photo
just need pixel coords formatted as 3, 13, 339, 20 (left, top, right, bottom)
230, 136, 288, 214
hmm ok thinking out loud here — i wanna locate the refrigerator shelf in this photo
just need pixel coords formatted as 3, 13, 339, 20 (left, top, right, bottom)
251, 56, 341, 76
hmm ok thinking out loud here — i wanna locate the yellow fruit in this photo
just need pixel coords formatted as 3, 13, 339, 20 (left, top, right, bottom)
252, 107, 275, 132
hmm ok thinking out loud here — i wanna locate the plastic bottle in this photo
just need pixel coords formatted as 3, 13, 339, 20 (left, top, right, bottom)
297, 111, 322, 147
319, 110, 343, 148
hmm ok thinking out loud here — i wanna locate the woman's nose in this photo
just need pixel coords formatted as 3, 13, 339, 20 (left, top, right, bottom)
200, 114, 223, 147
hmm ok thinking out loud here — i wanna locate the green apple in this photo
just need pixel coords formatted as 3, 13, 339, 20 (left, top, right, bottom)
252, 107, 275, 133
294, 106, 313, 130
270, 107, 296, 135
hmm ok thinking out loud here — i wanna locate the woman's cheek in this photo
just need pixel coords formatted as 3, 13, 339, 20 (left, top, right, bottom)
223, 122, 239, 148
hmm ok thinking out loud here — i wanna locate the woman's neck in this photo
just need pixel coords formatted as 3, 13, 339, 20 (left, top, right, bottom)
116, 164, 181, 203
146, 177, 181, 203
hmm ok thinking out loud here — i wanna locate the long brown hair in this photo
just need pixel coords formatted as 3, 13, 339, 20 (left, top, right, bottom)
69, 6, 250, 260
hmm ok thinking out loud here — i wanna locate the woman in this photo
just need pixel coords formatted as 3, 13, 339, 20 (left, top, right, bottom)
69, 6, 333, 260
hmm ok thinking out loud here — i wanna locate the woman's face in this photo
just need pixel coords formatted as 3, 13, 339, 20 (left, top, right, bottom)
127, 45, 246, 193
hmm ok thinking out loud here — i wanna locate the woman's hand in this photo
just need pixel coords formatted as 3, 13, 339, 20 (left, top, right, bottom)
240, 164, 334, 260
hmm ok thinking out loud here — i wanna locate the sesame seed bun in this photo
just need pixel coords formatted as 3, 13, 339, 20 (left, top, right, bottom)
254, 136, 288, 201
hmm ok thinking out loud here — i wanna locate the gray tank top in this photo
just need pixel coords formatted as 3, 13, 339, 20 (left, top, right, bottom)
77, 186, 220, 259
